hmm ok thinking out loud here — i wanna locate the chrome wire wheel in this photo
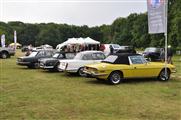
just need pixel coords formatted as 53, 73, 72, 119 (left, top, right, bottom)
109, 71, 123, 85
34, 63, 40, 69
159, 69, 170, 81
78, 67, 86, 76
1, 53, 8, 59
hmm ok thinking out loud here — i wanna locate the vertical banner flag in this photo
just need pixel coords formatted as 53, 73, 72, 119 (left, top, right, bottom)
14, 30, 17, 49
1, 34, 5, 47
147, 0, 166, 34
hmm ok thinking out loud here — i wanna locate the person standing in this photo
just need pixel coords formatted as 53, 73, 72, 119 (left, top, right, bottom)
160, 48, 165, 62
110, 45, 114, 54
167, 45, 173, 64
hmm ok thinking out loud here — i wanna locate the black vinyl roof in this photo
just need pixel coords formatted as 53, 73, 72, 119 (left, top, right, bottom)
111, 53, 141, 65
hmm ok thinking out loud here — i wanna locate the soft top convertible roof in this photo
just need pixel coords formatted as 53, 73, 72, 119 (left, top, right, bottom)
111, 53, 141, 65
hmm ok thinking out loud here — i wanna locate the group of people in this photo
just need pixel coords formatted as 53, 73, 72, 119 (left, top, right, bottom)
62, 44, 105, 53
160, 46, 173, 64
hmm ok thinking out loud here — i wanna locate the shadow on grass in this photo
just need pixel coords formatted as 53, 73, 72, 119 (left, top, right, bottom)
85, 78, 164, 85
39, 69, 60, 73
123, 78, 159, 84
40, 70, 83, 78
14, 66, 31, 70
85, 79, 110, 85
64, 72, 83, 78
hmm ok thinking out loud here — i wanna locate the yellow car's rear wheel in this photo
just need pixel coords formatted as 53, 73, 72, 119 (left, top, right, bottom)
108, 71, 123, 85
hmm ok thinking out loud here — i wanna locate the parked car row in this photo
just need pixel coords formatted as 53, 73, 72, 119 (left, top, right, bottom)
16, 48, 176, 85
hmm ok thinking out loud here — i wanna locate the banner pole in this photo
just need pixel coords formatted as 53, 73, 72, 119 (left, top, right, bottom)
164, 32, 167, 78
164, 0, 168, 79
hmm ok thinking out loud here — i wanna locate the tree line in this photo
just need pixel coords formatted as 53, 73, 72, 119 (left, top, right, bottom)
0, 0, 180, 50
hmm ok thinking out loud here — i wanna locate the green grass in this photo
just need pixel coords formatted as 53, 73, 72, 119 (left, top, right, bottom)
0, 50, 181, 120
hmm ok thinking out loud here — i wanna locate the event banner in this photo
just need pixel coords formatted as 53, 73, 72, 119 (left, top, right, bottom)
147, 0, 166, 34
1, 34, 5, 47
14, 31, 17, 44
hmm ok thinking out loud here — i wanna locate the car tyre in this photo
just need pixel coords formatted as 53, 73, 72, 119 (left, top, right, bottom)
1, 52, 9, 59
53, 62, 60, 72
158, 69, 170, 81
78, 67, 86, 76
34, 63, 40, 69
108, 71, 123, 85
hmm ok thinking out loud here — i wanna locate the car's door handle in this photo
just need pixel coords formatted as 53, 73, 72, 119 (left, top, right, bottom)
134, 67, 137, 69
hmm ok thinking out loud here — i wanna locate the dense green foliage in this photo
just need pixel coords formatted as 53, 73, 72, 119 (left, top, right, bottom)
0, 0, 180, 49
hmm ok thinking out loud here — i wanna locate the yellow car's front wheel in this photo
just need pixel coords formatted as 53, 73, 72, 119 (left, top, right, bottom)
108, 71, 123, 85
158, 69, 170, 81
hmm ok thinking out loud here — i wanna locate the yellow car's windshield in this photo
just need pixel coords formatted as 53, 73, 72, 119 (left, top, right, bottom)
102, 55, 118, 63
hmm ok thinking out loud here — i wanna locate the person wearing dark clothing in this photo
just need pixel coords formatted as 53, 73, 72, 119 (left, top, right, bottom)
160, 48, 165, 62
110, 45, 114, 54
167, 47, 173, 64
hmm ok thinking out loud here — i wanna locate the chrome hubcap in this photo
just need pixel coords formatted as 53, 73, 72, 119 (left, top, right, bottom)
160, 71, 168, 80
2, 54, 7, 58
112, 73, 120, 83
79, 68, 85, 76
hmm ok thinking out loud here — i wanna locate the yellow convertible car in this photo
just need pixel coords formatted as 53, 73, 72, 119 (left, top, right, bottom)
83, 53, 176, 85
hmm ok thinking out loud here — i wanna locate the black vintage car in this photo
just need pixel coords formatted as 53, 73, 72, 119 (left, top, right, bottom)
142, 47, 162, 61
39, 52, 76, 71
17, 49, 55, 68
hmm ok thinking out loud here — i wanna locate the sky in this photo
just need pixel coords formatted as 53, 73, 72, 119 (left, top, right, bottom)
0, 0, 147, 27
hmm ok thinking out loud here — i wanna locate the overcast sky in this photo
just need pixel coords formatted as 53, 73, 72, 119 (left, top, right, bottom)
0, 0, 147, 27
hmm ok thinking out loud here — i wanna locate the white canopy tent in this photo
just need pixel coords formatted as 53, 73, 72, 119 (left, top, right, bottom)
56, 37, 100, 51
40, 44, 53, 49
84, 37, 100, 44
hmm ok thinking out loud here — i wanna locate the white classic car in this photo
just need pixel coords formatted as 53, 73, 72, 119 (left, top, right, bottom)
58, 51, 106, 76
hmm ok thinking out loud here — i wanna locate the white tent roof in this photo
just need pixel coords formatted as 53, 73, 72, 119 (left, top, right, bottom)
56, 37, 100, 50
64, 37, 100, 44
64, 38, 79, 44
84, 37, 100, 44
42, 44, 52, 48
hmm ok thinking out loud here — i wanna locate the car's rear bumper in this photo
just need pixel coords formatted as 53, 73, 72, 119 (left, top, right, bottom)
40, 65, 54, 69
83, 70, 108, 77
65, 69, 78, 73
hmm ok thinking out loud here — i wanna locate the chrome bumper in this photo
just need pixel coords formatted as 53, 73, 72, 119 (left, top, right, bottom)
40, 65, 54, 69
83, 70, 108, 77
16, 61, 31, 66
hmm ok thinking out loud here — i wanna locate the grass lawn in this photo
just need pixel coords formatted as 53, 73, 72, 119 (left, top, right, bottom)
0, 50, 181, 120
